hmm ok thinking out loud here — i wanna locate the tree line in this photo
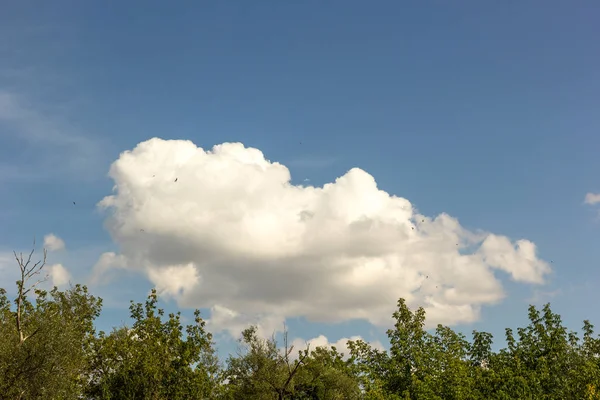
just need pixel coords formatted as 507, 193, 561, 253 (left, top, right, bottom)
1, 247, 599, 399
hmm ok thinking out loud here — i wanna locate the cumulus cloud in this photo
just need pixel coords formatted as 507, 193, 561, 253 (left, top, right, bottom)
89, 252, 128, 285
94, 138, 551, 337
147, 263, 200, 299
584, 192, 600, 205
290, 335, 385, 360
43, 233, 65, 252
207, 305, 286, 340
48, 263, 71, 287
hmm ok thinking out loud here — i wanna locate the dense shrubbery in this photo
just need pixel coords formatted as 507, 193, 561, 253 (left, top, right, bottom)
1, 249, 599, 399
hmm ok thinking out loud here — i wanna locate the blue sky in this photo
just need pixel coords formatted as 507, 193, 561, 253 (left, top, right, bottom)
1, 1, 599, 359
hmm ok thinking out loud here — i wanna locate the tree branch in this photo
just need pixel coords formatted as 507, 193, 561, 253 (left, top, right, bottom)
13, 241, 48, 345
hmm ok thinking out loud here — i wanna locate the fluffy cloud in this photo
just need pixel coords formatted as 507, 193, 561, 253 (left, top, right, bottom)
290, 335, 385, 361
43, 233, 65, 252
89, 252, 128, 285
48, 263, 71, 287
584, 192, 600, 205
207, 305, 286, 340
94, 138, 551, 337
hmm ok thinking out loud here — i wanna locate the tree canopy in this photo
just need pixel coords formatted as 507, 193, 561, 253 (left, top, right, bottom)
1, 246, 599, 399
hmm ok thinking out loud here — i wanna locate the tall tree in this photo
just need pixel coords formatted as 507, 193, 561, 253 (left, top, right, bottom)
223, 325, 310, 400
0, 246, 102, 400
420, 324, 474, 399
348, 338, 400, 400
293, 345, 362, 399
386, 298, 429, 398
85, 289, 219, 399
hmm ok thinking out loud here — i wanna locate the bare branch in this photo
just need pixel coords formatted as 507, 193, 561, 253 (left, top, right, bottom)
275, 322, 311, 397
21, 327, 41, 343
22, 275, 49, 297
13, 242, 48, 345
280, 348, 309, 396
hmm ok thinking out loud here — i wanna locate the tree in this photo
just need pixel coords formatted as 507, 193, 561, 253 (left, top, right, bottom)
347, 299, 433, 399
469, 330, 499, 399
85, 289, 219, 399
385, 298, 430, 398
223, 324, 362, 399
223, 325, 310, 399
4, 239, 600, 399
293, 345, 362, 399
580, 320, 600, 399
0, 245, 102, 400
345, 298, 600, 400
362, 299, 476, 399
347, 338, 400, 400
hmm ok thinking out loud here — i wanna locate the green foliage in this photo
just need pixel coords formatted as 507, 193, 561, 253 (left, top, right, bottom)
292, 345, 362, 399
348, 299, 600, 400
222, 326, 361, 399
2, 244, 600, 399
0, 284, 102, 399
85, 289, 219, 399
222, 326, 287, 399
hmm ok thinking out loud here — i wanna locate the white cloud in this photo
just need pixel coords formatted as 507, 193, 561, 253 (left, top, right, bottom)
147, 263, 200, 299
584, 192, 600, 205
479, 235, 550, 284
207, 305, 285, 339
48, 263, 71, 287
89, 252, 128, 285
94, 138, 551, 337
43, 233, 65, 252
289, 335, 385, 360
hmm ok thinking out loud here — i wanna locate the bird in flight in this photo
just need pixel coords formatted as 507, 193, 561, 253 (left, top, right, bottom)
174, 178, 178, 182
73, 201, 76, 205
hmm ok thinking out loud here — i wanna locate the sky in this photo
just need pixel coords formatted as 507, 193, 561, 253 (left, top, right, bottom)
1, 0, 600, 360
